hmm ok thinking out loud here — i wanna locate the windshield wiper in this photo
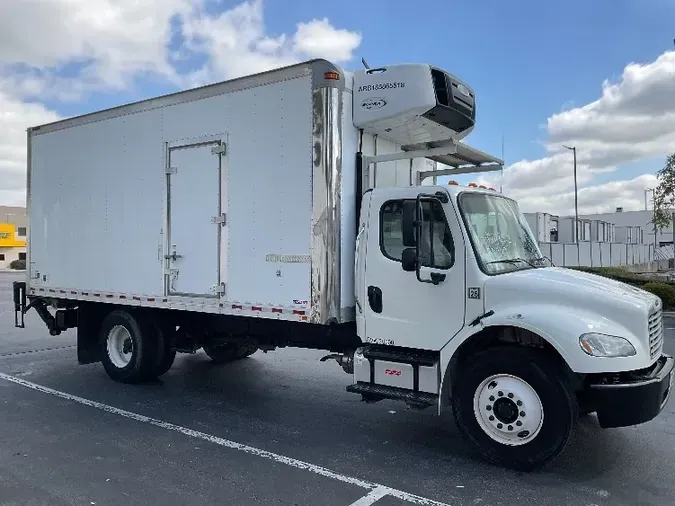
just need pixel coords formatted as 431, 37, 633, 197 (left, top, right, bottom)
485, 257, 540, 268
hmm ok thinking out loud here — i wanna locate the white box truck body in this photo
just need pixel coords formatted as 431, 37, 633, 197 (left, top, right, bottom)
14, 59, 673, 471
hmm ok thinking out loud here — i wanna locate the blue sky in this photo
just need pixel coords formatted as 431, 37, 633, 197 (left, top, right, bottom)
53, 0, 674, 165
1, 0, 674, 214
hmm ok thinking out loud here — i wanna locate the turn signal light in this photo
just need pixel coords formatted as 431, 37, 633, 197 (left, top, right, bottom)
448, 180, 458, 185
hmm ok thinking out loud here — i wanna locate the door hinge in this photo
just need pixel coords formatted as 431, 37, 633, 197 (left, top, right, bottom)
211, 213, 227, 225
211, 282, 226, 295
211, 143, 226, 155
165, 166, 177, 175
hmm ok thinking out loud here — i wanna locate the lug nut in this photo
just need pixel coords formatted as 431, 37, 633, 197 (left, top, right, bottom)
520, 411, 526, 417
516, 400, 522, 406
516, 421, 522, 427
508, 393, 514, 398
497, 423, 503, 429
508, 425, 513, 431
486, 405, 492, 411
498, 391, 503, 397
489, 395, 495, 401
489, 415, 495, 421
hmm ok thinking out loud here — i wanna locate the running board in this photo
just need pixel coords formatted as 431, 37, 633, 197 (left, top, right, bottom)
346, 382, 438, 409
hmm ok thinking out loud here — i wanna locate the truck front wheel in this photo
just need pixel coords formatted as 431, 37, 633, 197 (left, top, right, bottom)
452, 346, 578, 471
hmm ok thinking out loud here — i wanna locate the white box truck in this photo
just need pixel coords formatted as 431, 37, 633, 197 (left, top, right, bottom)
13, 59, 674, 471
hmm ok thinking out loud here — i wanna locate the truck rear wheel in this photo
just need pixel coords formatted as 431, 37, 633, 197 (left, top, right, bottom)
99, 310, 159, 383
452, 346, 577, 471
150, 320, 176, 377
203, 343, 258, 364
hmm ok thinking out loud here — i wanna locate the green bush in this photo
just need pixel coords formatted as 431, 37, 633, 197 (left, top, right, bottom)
568, 266, 643, 286
9, 259, 26, 270
641, 282, 675, 309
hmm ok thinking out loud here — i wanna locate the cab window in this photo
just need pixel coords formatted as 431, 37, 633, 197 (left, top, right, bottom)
380, 199, 454, 269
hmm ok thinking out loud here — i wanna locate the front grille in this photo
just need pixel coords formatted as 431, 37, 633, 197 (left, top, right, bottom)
648, 308, 664, 359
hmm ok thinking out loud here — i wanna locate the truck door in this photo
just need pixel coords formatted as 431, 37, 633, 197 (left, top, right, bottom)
165, 136, 227, 297
363, 191, 466, 350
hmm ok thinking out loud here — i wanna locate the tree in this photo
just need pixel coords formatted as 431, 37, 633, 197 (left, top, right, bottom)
652, 153, 675, 230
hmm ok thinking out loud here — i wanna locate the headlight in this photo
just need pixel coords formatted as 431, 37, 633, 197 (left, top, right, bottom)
579, 333, 637, 357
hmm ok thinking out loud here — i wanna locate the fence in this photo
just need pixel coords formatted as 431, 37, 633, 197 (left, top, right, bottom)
537, 242, 655, 268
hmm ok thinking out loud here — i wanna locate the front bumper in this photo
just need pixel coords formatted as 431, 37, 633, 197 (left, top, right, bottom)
589, 354, 674, 429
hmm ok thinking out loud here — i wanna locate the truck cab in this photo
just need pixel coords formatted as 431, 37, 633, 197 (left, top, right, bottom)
351, 179, 674, 470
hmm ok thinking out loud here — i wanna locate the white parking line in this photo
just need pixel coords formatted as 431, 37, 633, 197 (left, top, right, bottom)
349, 486, 391, 505
0, 372, 452, 506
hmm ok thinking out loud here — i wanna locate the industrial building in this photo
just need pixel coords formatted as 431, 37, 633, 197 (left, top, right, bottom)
0, 206, 27, 270
523, 208, 658, 269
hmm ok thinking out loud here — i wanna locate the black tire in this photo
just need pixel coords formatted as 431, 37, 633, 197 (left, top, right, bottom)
99, 310, 159, 383
235, 345, 258, 359
151, 320, 176, 377
203, 343, 257, 364
452, 346, 578, 471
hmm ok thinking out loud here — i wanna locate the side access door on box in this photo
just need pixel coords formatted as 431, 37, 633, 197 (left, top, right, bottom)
164, 135, 228, 298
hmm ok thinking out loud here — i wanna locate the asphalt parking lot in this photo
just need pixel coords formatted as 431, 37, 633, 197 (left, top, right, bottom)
0, 271, 674, 506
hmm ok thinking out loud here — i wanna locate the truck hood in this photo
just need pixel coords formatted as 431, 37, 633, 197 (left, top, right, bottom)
484, 267, 660, 338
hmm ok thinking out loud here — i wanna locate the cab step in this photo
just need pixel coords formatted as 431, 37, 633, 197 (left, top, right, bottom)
347, 382, 438, 409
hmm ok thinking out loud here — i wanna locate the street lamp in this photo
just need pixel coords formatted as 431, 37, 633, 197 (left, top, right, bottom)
563, 145, 579, 242
645, 188, 657, 249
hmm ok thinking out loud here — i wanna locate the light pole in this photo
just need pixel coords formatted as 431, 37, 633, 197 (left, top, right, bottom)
563, 145, 578, 242
645, 188, 657, 249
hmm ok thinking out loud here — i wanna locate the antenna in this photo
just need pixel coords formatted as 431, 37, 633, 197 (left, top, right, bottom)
500, 134, 505, 193
361, 57, 371, 70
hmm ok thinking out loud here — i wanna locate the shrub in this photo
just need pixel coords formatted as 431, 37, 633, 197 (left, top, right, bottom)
568, 266, 643, 286
9, 259, 26, 270
641, 282, 675, 309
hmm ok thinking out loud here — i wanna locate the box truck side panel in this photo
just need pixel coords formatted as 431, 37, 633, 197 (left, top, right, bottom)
28, 59, 346, 323
160, 75, 314, 308
29, 108, 167, 295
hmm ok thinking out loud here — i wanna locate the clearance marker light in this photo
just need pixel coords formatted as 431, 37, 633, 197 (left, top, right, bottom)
448, 180, 459, 185
324, 72, 340, 80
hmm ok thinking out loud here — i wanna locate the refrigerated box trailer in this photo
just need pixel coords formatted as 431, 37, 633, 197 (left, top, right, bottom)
13, 59, 674, 471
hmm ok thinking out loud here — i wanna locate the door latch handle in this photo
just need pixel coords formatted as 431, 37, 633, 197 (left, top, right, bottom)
164, 251, 183, 261
367, 285, 383, 314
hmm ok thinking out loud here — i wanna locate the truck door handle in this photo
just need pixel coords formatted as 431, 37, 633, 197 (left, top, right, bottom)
164, 251, 182, 261
367, 286, 383, 314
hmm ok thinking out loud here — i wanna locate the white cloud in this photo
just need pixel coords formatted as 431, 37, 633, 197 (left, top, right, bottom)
0, 0, 193, 95
181, 0, 361, 84
0, 90, 61, 206
493, 50, 675, 216
0, 0, 362, 205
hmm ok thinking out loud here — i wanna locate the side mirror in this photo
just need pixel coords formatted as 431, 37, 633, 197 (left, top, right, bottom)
402, 200, 417, 247
401, 248, 417, 272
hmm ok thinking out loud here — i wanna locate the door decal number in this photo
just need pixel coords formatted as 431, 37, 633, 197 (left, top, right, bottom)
468, 287, 481, 300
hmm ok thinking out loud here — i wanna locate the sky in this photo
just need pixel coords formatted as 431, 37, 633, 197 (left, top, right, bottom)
1, 0, 674, 216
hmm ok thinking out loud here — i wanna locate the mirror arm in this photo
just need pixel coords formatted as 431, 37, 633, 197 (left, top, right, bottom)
414, 193, 446, 285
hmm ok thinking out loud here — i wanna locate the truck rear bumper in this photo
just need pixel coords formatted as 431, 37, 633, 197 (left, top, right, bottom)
589, 354, 674, 429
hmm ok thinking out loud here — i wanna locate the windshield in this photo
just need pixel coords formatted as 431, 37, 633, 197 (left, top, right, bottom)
458, 192, 544, 275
